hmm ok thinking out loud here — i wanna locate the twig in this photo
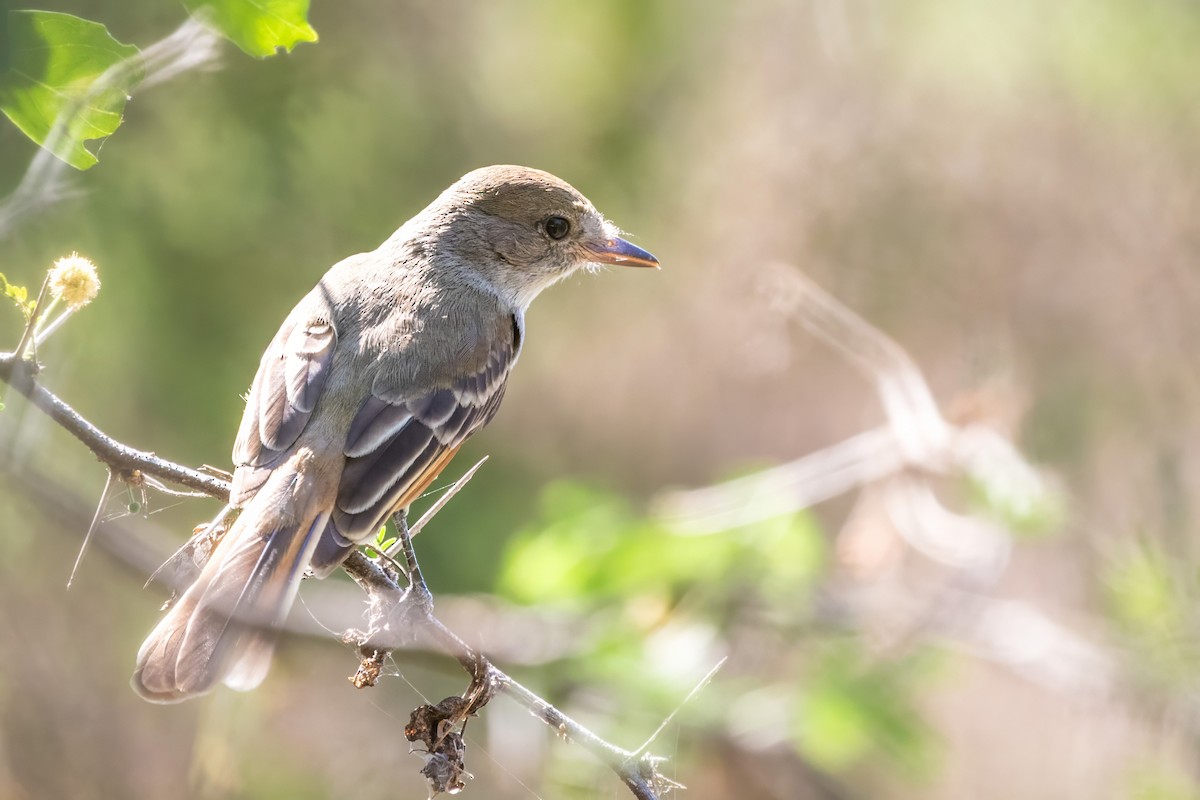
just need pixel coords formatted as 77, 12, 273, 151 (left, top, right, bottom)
13, 274, 50, 360
67, 468, 117, 589
0, 351, 231, 499
635, 656, 726, 757
403, 455, 488, 543
341, 547, 677, 800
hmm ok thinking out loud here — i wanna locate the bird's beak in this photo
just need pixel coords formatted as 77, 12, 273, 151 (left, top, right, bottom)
587, 236, 660, 269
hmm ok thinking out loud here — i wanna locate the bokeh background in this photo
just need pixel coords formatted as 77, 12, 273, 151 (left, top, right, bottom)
3, 1, 1200, 798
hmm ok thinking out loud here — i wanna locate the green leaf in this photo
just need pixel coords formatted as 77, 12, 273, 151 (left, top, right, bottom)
0, 273, 34, 320
184, 0, 318, 59
367, 524, 397, 559
0, 11, 142, 170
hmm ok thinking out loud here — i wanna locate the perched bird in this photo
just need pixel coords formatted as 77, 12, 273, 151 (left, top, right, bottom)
132, 165, 658, 702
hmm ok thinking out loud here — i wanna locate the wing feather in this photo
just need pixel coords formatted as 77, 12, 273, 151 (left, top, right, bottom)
344, 396, 413, 458
338, 421, 436, 514
231, 319, 337, 504
309, 316, 517, 574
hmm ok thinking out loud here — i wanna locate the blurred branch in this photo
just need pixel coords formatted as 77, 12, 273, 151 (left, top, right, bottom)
653, 266, 1104, 711
938, 591, 1116, 698
655, 266, 1053, 585
0, 350, 676, 799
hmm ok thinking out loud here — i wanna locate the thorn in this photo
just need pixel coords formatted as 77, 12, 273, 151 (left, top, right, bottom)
405, 455, 488, 543
67, 469, 117, 589
634, 656, 728, 757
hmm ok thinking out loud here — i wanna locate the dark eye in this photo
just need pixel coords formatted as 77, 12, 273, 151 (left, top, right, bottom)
544, 216, 570, 240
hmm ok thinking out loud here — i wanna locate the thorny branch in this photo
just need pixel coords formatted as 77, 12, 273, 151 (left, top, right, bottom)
343, 515, 680, 799
0, 349, 676, 799
0, 353, 230, 497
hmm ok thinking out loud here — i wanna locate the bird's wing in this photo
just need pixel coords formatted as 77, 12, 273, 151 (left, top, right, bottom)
311, 326, 514, 570
230, 315, 338, 504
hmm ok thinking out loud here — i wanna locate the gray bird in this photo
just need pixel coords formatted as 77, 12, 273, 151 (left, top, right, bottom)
132, 165, 657, 702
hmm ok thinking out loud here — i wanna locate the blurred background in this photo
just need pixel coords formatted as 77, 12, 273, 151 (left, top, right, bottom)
2, 1, 1200, 798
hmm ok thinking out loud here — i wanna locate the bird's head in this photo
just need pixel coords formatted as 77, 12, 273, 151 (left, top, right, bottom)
421, 165, 658, 309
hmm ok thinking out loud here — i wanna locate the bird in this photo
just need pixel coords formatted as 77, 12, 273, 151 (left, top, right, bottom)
132, 165, 658, 702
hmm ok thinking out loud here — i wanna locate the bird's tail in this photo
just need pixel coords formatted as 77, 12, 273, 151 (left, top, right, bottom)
132, 462, 328, 703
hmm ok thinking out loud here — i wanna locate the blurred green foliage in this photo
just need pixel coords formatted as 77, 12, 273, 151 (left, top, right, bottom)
499, 481, 825, 606
794, 643, 939, 776
964, 469, 1064, 539
1104, 542, 1200, 689
1129, 763, 1200, 800
2, 0, 1200, 797
896, 0, 1200, 124
498, 481, 940, 781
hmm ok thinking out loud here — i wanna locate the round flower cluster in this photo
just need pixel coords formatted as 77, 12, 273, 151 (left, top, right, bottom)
48, 252, 100, 310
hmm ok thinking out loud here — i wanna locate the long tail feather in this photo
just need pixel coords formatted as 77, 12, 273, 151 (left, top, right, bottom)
132, 465, 327, 703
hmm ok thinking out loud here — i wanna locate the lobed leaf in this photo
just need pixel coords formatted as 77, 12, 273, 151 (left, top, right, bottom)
0, 11, 141, 170
183, 0, 318, 59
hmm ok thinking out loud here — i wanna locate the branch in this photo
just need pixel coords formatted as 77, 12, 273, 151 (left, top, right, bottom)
0, 350, 677, 798
0, 351, 231, 499
342, 538, 678, 800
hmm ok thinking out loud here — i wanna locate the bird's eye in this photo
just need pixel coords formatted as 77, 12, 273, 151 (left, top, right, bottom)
544, 216, 570, 240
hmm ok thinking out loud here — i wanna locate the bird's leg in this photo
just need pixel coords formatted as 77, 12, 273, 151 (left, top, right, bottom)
392, 509, 434, 616
343, 512, 435, 670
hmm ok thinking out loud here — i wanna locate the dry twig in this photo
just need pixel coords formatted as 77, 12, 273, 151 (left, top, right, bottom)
0, 351, 232, 497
